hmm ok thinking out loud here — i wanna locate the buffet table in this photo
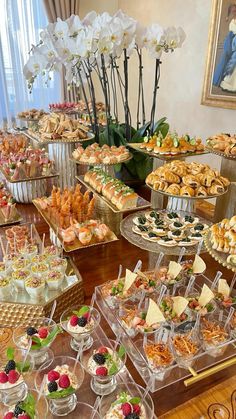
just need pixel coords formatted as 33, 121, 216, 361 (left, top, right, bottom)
1, 200, 235, 417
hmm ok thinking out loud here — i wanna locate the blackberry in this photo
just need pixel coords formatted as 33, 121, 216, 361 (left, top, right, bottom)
93, 353, 106, 365
77, 317, 87, 327
48, 381, 58, 393
125, 414, 140, 419
5, 360, 16, 374
26, 326, 38, 336
14, 402, 25, 417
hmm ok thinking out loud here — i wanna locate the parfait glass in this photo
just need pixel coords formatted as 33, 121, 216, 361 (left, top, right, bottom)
13, 317, 58, 367
34, 355, 84, 416
60, 306, 101, 352
0, 349, 34, 406
1, 388, 48, 418
200, 313, 231, 357
99, 382, 154, 419
80, 338, 127, 396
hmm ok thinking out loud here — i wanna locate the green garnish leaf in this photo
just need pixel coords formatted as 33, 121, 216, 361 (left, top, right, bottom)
20, 393, 36, 419
118, 345, 126, 359
47, 386, 75, 399
31, 325, 62, 351
73, 306, 90, 317
108, 361, 118, 376
111, 391, 128, 406
129, 397, 141, 405
16, 361, 30, 373
6, 347, 14, 360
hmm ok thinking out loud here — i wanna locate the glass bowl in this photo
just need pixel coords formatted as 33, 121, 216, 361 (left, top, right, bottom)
80, 338, 127, 396
34, 355, 84, 416
60, 305, 101, 352
143, 331, 175, 381
99, 382, 154, 419
13, 317, 59, 367
0, 348, 34, 406
1, 388, 48, 418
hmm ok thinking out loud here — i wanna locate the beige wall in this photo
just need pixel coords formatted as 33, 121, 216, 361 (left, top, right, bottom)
80, 0, 236, 167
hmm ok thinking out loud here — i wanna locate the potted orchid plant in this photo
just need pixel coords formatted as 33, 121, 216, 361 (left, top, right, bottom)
23, 11, 185, 180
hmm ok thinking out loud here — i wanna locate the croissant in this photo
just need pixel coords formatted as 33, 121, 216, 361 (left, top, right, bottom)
170, 165, 188, 177
207, 184, 224, 195
182, 175, 200, 188
219, 176, 230, 187
146, 173, 156, 185
153, 180, 169, 191
229, 215, 236, 228
160, 170, 181, 184
198, 174, 215, 187
180, 186, 195, 197
195, 186, 208, 196
165, 184, 181, 195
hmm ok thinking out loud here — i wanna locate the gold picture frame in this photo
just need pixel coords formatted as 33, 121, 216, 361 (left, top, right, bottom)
202, 0, 236, 109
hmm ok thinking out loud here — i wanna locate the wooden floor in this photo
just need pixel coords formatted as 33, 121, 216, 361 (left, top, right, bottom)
1, 198, 236, 417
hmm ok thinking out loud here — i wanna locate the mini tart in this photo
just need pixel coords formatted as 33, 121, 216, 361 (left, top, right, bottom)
165, 212, 180, 222
151, 218, 167, 228
182, 215, 199, 227
132, 225, 150, 235
158, 236, 177, 247
133, 215, 150, 227
142, 231, 160, 242
151, 226, 167, 236
189, 232, 203, 241
168, 230, 185, 241
169, 221, 185, 230
145, 210, 161, 222
190, 224, 209, 233
178, 237, 197, 246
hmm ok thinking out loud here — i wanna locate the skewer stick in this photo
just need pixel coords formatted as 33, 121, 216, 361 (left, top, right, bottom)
73, 341, 83, 374
22, 339, 31, 372
37, 374, 46, 402
133, 259, 142, 273
154, 252, 164, 276
91, 396, 101, 419
185, 275, 195, 297
225, 306, 235, 330
49, 300, 57, 321
158, 284, 167, 305
0, 236, 6, 256
211, 271, 222, 291
177, 247, 186, 264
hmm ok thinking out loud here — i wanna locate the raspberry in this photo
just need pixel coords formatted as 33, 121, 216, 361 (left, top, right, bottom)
83, 311, 90, 320
97, 346, 108, 354
0, 371, 8, 383
3, 413, 14, 419
38, 327, 48, 339
8, 370, 20, 384
59, 374, 70, 389
95, 366, 108, 376
70, 315, 79, 326
121, 402, 132, 416
48, 370, 60, 382
133, 404, 141, 414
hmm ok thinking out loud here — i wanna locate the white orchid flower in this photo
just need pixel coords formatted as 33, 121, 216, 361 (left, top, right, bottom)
82, 11, 97, 26
54, 18, 69, 40
23, 53, 48, 79
66, 14, 83, 37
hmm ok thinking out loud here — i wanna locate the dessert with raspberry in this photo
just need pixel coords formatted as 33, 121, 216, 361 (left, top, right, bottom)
3, 393, 37, 419
44, 364, 79, 398
87, 346, 123, 377
105, 391, 146, 419
67, 306, 95, 335
16, 321, 60, 351
0, 348, 24, 390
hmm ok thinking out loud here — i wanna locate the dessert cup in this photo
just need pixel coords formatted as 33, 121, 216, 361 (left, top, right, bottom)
60, 306, 101, 351
99, 382, 154, 419
171, 327, 201, 369
34, 355, 84, 416
200, 314, 231, 357
143, 330, 174, 381
12, 269, 30, 291
80, 338, 127, 396
49, 257, 67, 274
13, 317, 59, 367
31, 263, 49, 279
0, 277, 12, 299
25, 276, 45, 298
1, 388, 48, 418
0, 262, 11, 278
19, 244, 38, 260
11, 258, 30, 272
187, 292, 217, 318
46, 270, 64, 290
0, 348, 34, 406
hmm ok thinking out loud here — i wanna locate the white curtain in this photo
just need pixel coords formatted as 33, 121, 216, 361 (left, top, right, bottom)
0, 0, 61, 127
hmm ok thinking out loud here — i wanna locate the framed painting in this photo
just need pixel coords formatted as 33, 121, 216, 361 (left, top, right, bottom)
202, 0, 236, 109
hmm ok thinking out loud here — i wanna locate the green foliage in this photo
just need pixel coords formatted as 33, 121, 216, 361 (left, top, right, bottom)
98, 118, 169, 180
